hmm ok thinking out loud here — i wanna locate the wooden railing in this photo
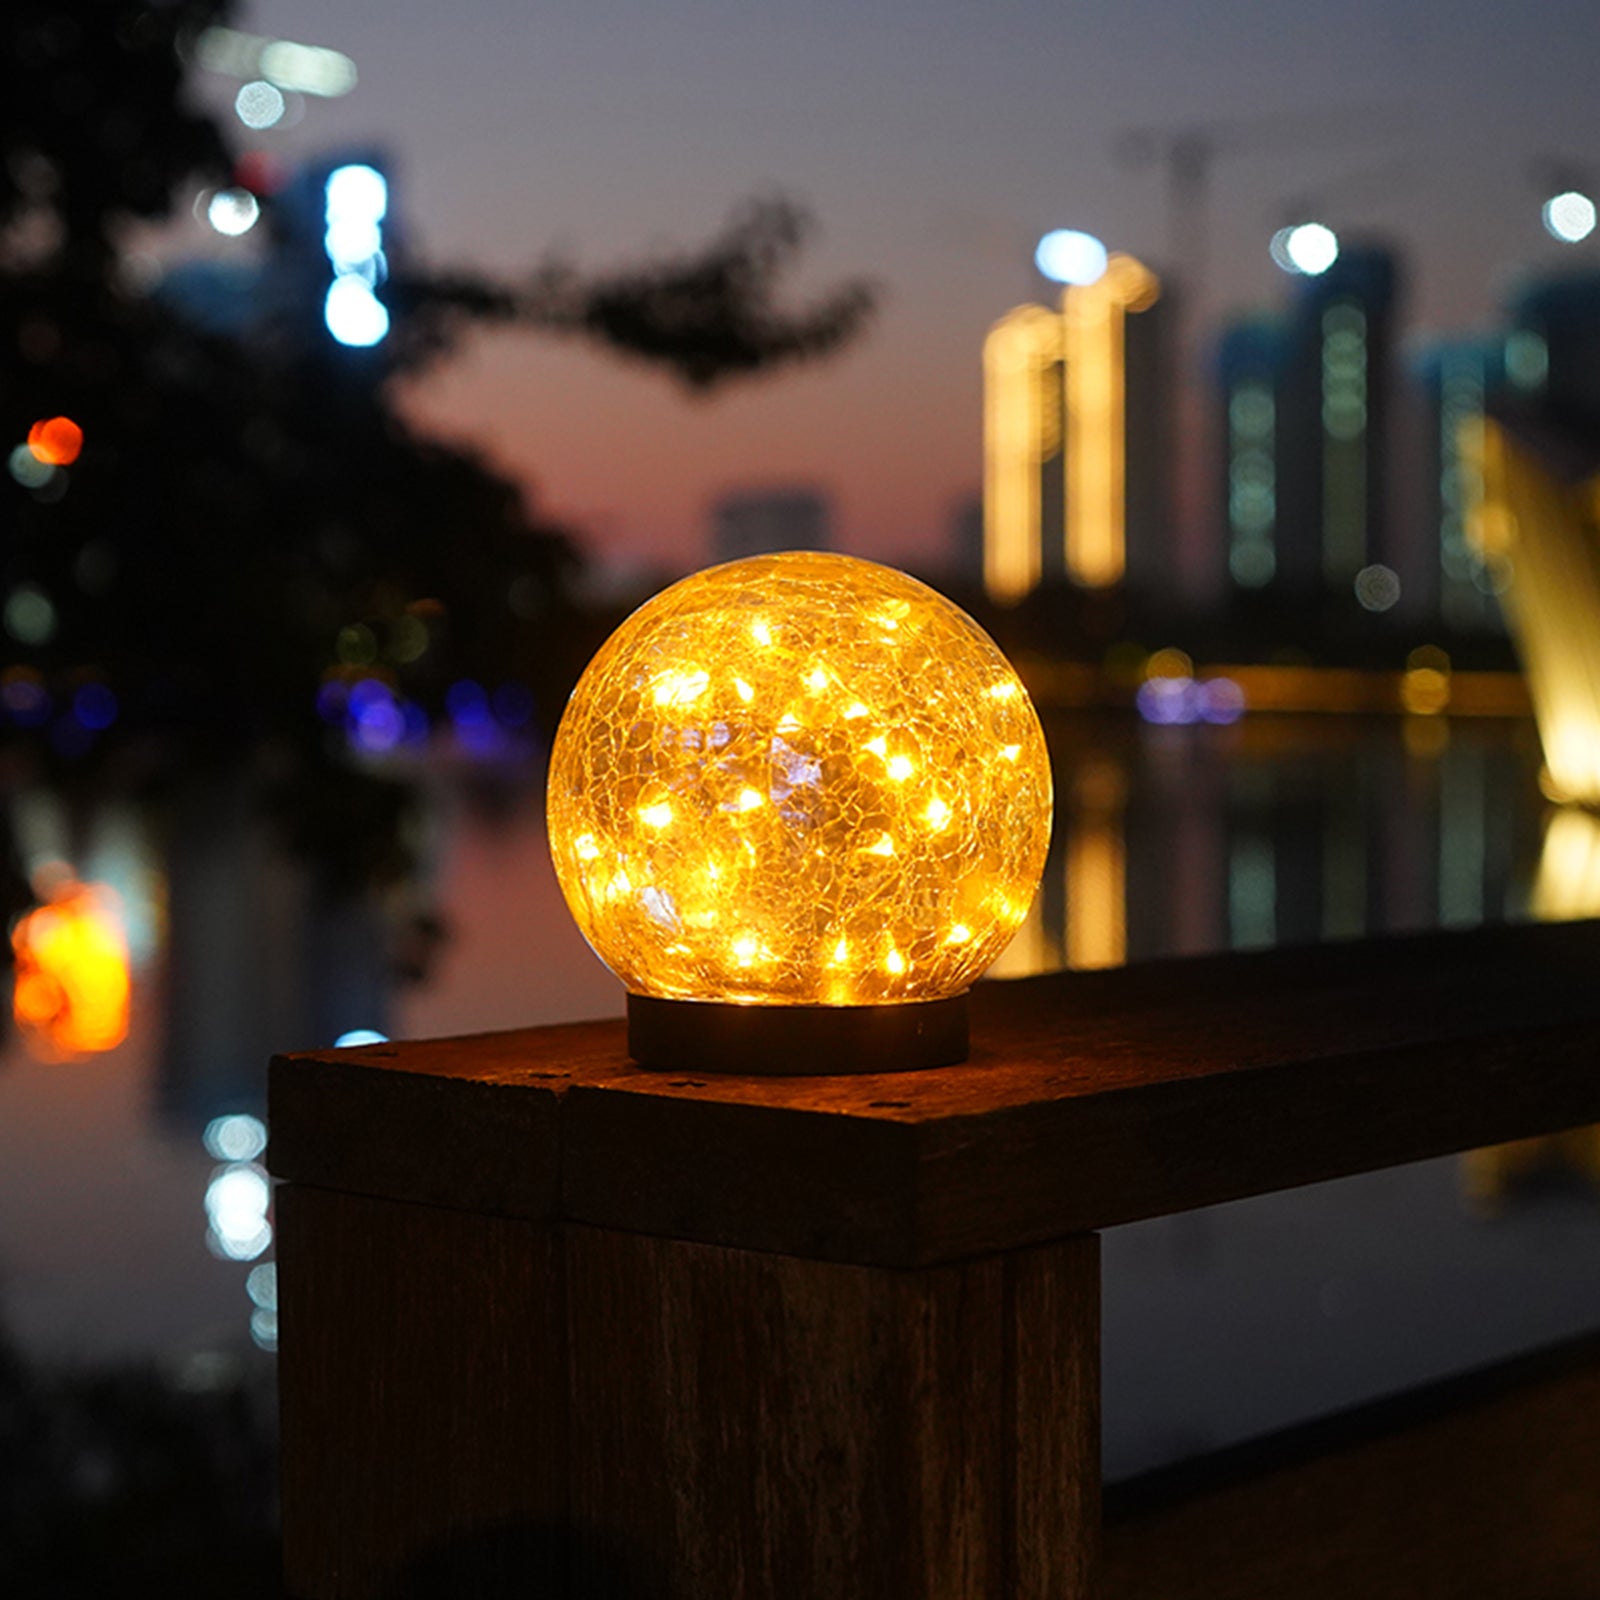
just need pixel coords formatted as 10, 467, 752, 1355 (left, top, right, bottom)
269, 918, 1600, 1598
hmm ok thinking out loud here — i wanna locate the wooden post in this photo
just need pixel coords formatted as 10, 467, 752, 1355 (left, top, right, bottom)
564, 1229, 1097, 1600
271, 921, 1600, 1599
276, 1188, 568, 1599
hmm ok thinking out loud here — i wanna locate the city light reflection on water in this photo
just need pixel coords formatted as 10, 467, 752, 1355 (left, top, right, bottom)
204, 1163, 272, 1262
204, 1113, 268, 1162
11, 878, 130, 1061
0, 717, 1594, 1473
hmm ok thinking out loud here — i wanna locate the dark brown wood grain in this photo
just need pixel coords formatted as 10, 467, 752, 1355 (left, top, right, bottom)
1102, 1330, 1600, 1600
269, 924, 1600, 1599
276, 1186, 568, 1600
271, 919, 1600, 1266
563, 1228, 1099, 1600
1009, 1238, 1101, 1600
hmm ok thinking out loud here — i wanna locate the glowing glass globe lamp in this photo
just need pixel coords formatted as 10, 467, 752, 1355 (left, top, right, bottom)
547, 551, 1052, 1073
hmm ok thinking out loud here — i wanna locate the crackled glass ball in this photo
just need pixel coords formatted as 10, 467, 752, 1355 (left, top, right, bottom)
547, 551, 1052, 1006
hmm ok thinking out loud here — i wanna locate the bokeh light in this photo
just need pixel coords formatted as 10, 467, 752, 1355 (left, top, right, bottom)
1273, 222, 1339, 276
205, 1163, 273, 1261
12, 880, 131, 1061
203, 1113, 268, 1163
324, 275, 389, 347
259, 37, 357, 97
325, 163, 387, 226
5, 585, 57, 646
548, 552, 1052, 1006
27, 415, 82, 466
234, 79, 286, 129
1542, 190, 1597, 243
1134, 674, 1246, 727
1035, 229, 1109, 286
1, 670, 52, 726
347, 680, 405, 753
246, 1262, 278, 1310
8, 443, 55, 489
195, 26, 358, 97
207, 188, 260, 237
1354, 563, 1402, 612
323, 164, 389, 346
73, 683, 119, 731
334, 1028, 388, 1047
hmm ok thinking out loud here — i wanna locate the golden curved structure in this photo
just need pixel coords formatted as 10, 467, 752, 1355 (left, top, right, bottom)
1460, 419, 1600, 1209
1472, 418, 1600, 807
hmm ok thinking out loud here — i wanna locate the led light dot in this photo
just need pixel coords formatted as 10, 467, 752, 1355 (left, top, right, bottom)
547, 552, 1053, 1006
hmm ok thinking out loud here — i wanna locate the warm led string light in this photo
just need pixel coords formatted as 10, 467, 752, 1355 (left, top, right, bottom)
547, 552, 1052, 1065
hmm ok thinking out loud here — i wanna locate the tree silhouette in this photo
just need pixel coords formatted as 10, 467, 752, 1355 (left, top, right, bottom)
0, 0, 876, 888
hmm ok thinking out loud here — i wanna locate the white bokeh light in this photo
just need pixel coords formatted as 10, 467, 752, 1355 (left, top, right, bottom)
203, 1112, 268, 1162
1282, 222, 1339, 276
207, 188, 260, 237
1034, 229, 1109, 286
325, 276, 390, 346
205, 1162, 273, 1261
325, 164, 387, 224
234, 80, 285, 130
1543, 190, 1597, 243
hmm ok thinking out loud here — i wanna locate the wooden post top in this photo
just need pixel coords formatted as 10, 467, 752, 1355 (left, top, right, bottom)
270, 919, 1600, 1267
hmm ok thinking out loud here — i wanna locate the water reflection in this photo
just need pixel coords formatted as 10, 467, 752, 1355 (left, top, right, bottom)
1459, 804, 1600, 1215
11, 876, 130, 1061
0, 714, 1593, 1485
1534, 804, 1600, 919
999, 711, 1548, 979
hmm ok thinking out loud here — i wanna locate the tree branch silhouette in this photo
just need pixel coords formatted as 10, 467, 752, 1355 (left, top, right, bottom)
390, 196, 878, 392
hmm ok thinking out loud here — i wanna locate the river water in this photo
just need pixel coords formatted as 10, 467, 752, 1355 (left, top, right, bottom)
2, 709, 1597, 1480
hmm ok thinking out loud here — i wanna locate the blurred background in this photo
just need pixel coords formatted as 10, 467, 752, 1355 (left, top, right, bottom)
6, 0, 1600, 1591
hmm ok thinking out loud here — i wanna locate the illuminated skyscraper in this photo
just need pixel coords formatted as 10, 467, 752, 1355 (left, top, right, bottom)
982, 256, 1168, 603
1216, 317, 1285, 591
710, 487, 831, 564
1409, 273, 1600, 633
1233, 245, 1400, 608
1500, 270, 1600, 426
1412, 336, 1507, 629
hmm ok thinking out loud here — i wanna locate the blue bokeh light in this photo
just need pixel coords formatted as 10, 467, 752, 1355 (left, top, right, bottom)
73, 683, 119, 731
334, 1028, 389, 1048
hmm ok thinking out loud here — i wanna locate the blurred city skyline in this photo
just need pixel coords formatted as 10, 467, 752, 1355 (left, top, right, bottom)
164, 0, 1600, 578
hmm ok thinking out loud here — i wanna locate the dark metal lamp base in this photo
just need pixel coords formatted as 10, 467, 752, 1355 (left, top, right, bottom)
626, 992, 969, 1075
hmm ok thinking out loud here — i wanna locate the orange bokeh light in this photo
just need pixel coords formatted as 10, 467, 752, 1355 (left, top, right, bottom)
27, 415, 83, 467
11, 879, 130, 1061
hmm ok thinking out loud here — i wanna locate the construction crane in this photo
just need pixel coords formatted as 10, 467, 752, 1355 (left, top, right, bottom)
1115, 105, 1409, 307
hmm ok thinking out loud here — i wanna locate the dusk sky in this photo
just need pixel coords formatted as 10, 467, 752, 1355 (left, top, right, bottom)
192, 1, 1600, 577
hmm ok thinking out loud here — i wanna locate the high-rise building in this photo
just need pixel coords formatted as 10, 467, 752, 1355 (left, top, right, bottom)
709, 487, 831, 564
1219, 246, 1402, 611
982, 256, 1169, 604
1274, 244, 1402, 605
1216, 316, 1285, 591
1411, 336, 1508, 629
1506, 270, 1600, 423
